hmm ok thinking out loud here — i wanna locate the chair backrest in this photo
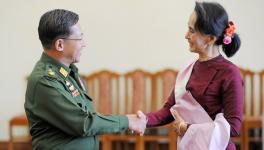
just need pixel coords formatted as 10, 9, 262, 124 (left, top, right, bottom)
84, 70, 120, 115
124, 69, 153, 114
152, 69, 178, 111
259, 70, 264, 115
10, 115, 29, 126
240, 68, 255, 116
9, 114, 31, 150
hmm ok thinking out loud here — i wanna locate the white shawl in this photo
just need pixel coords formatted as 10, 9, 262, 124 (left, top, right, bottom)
170, 61, 230, 150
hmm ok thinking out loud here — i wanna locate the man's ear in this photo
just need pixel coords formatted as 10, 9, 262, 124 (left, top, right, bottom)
54, 39, 64, 52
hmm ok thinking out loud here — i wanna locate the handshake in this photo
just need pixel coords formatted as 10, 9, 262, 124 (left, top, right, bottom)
126, 111, 147, 136
125, 109, 188, 137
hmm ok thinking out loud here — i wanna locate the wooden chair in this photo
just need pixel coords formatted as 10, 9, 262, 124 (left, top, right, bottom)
231, 68, 254, 150
237, 68, 256, 150
84, 70, 121, 150
137, 69, 178, 150
8, 114, 31, 150
242, 69, 263, 150
101, 69, 153, 150
84, 70, 120, 115
125, 69, 153, 150
124, 69, 153, 114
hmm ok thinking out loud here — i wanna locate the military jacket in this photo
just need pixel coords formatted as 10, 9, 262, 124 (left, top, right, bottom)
25, 53, 128, 150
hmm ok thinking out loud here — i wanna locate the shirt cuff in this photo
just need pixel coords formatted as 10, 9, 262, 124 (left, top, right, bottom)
118, 115, 129, 131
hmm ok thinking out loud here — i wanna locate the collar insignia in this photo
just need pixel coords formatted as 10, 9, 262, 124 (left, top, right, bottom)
59, 67, 68, 78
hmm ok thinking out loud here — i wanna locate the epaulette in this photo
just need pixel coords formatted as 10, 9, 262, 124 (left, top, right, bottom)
44, 65, 57, 80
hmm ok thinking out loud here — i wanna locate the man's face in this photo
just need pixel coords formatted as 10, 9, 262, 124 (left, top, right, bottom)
62, 23, 86, 64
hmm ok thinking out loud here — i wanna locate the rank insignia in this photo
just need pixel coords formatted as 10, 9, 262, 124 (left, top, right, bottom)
69, 85, 75, 91
59, 67, 68, 78
48, 69, 55, 76
65, 80, 71, 86
71, 89, 80, 97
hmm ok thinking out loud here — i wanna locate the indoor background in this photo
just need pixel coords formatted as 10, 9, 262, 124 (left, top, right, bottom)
0, 0, 263, 149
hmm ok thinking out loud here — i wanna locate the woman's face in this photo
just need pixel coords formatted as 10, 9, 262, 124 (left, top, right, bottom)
185, 11, 210, 54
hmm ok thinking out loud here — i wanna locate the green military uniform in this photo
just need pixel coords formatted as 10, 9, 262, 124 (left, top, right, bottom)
25, 53, 128, 150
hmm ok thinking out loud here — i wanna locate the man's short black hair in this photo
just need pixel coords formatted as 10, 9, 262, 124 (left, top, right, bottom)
38, 9, 79, 49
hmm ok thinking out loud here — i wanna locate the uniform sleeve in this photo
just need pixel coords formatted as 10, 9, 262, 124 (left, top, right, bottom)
146, 90, 175, 127
222, 68, 243, 137
32, 77, 128, 137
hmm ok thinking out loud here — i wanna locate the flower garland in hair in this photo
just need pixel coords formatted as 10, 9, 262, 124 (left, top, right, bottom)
223, 21, 236, 45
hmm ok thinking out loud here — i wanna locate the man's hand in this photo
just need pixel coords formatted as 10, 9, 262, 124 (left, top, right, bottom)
126, 110, 147, 136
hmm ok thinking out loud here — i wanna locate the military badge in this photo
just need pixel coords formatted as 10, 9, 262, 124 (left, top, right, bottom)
48, 69, 55, 76
65, 80, 71, 86
65, 80, 80, 97
72, 89, 80, 97
59, 67, 68, 77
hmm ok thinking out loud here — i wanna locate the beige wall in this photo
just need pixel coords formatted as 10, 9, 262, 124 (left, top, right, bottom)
0, 0, 263, 140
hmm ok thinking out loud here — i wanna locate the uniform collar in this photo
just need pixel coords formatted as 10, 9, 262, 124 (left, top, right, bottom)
40, 52, 72, 79
70, 64, 79, 73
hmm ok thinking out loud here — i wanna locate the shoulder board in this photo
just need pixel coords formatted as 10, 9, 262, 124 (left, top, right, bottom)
44, 65, 57, 80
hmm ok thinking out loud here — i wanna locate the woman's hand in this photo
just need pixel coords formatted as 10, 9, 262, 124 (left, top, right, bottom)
171, 109, 187, 137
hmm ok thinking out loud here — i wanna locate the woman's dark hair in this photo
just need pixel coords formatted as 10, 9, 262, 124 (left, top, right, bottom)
38, 9, 79, 49
194, 2, 241, 57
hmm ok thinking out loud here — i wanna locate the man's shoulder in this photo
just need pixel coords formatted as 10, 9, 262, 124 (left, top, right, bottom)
28, 61, 60, 88
25, 61, 62, 106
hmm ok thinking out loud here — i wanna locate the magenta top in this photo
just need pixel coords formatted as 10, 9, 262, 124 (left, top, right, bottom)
146, 55, 243, 150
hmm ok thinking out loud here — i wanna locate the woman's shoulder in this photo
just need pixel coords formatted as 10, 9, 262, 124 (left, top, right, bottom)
217, 56, 241, 79
222, 58, 239, 72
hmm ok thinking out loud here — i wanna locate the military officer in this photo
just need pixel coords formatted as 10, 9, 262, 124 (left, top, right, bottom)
24, 9, 146, 150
